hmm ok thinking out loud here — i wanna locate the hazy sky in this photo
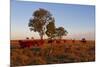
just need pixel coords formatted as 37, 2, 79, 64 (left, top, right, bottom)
11, 0, 95, 40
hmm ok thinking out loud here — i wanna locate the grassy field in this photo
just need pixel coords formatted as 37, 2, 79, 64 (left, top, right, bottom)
10, 39, 95, 66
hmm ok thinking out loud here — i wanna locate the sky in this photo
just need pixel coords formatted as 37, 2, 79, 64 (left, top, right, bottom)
11, 0, 95, 40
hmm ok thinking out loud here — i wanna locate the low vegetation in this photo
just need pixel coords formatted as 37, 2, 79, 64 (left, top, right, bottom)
11, 39, 95, 66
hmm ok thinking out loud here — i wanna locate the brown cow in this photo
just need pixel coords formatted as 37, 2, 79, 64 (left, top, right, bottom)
19, 40, 33, 48
19, 40, 44, 48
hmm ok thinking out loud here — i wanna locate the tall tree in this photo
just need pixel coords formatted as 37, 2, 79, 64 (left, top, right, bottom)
55, 27, 68, 39
28, 8, 54, 40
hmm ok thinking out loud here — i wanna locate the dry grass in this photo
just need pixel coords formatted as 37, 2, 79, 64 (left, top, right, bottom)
10, 39, 95, 66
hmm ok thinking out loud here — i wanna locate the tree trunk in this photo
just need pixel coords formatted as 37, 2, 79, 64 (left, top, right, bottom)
40, 35, 43, 40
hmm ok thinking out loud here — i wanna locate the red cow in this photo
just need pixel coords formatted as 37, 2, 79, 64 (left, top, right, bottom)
63, 40, 67, 43
19, 40, 33, 48
36, 40, 44, 46
48, 40, 53, 44
56, 40, 61, 44
19, 40, 44, 48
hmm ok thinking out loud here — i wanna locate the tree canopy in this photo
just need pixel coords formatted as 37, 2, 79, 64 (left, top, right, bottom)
55, 27, 68, 39
28, 8, 68, 40
28, 8, 55, 40
46, 20, 56, 39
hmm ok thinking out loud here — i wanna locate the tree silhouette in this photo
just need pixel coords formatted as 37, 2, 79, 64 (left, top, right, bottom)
28, 8, 54, 40
55, 27, 68, 39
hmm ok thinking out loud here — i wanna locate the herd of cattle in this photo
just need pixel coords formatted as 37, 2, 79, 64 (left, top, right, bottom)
18, 39, 87, 48
18, 39, 65, 48
19, 40, 44, 48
